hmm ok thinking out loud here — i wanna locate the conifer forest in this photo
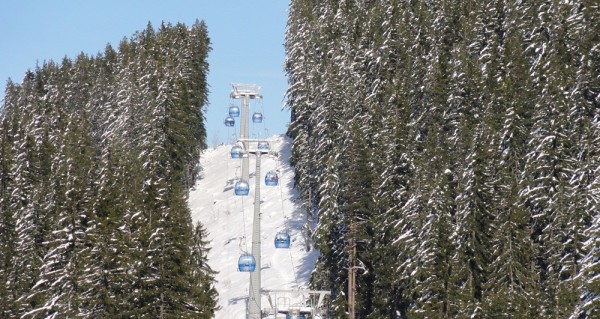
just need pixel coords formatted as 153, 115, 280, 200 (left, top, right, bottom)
0, 21, 217, 318
285, 0, 598, 318
0, 0, 598, 318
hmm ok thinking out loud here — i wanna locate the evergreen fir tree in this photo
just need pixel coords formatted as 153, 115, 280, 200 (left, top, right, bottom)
188, 221, 219, 318
0, 81, 19, 317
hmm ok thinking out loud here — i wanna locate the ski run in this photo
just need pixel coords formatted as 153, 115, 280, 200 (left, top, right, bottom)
189, 135, 320, 318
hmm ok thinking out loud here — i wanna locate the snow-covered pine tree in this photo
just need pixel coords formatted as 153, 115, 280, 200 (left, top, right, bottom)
367, 20, 415, 317
406, 122, 456, 319
481, 4, 539, 316
189, 221, 219, 318
517, 0, 592, 315
285, 0, 323, 216
27, 106, 97, 318
0, 81, 22, 317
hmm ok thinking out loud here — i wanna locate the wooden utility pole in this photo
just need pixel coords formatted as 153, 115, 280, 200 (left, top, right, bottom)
348, 220, 356, 319
306, 188, 312, 252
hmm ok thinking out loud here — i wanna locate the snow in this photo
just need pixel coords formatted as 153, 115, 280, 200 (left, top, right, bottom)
189, 135, 319, 318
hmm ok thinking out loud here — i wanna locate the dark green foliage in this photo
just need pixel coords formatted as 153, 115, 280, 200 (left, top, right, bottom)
0, 21, 216, 318
189, 221, 219, 318
285, 0, 598, 317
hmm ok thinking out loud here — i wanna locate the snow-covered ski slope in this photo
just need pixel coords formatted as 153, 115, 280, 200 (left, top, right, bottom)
189, 135, 318, 318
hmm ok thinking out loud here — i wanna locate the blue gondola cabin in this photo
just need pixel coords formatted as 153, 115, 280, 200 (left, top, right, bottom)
238, 254, 256, 272
252, 112, 263, 123
231, 145, 244, 159
257, 141, 270, 150
265, 171, 279, 186
274, 232, 291, 249
235, 180, 249, 196
229, 105, 240, 117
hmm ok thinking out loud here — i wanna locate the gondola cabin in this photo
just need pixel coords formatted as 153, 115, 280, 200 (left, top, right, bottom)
230, 145, 244, 159
257, 141, 270, 150
238, 254, 256, 272
274, 232, 291, 249
224, 116, 235, 127
234, 180, 250, 196
229, 105, 240, 117
252, 112, 263, 123
265, 171, 279, 186
285, 309, 307, 319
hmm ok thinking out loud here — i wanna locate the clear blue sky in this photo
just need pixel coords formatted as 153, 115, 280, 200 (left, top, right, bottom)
0, 0, 290, 147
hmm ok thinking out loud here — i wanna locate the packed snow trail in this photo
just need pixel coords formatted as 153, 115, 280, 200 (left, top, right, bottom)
189, 135, 318, 318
